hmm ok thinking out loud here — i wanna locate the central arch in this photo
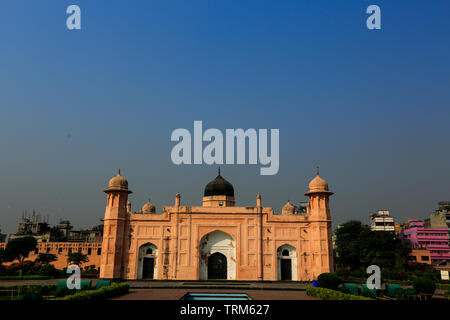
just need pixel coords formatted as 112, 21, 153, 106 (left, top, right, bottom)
199, 230, 236, 280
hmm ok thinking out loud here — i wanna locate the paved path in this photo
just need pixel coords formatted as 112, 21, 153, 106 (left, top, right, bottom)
112, 288, 318, 300
0, 279, 308, 290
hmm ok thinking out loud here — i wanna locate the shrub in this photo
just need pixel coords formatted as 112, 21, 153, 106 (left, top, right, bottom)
317, 273, 341, 290
413, 277, 436, 295
55, 283, 130, 301
17, 285, 56, 301
306, 286, 373, 300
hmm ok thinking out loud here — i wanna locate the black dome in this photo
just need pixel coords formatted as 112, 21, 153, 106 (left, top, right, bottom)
204, 172, 234, 197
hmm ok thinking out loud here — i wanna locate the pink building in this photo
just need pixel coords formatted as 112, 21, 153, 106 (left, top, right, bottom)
399, 219, 450, 264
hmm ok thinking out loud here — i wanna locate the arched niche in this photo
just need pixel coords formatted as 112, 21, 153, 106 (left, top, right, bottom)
277, 244, 298, 281
137, 243, 158, 279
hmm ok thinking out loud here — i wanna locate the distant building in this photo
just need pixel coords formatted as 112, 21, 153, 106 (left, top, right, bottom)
399, 219, 450, 264
408, 249, 432, 265
8, 212, 103, 243
0, 241, 102, 270
9, 211, 52, 242
370, 210, 395, 232
424, 202, 450, 235
395, 222, 409, 236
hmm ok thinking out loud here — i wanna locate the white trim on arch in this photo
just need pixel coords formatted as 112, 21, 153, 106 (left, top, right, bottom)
277, 244, 298, 281
137, 242, 158, 279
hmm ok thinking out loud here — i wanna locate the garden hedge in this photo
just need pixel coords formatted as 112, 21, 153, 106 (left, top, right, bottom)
55, 283, 130, 300
306, 286, 374, 300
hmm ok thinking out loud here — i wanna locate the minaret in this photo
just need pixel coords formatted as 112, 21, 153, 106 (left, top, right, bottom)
256, 192, 262, 207
304, 168, 334, 278
100, 170, 132, 279
304, 167, 333, 219
175, 193, 181, 207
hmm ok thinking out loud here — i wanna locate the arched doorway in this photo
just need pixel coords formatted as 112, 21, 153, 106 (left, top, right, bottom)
277, 244, 298, 281
199, 230, 236, 280
137, 243, 158, 279
208, 252, 227, 279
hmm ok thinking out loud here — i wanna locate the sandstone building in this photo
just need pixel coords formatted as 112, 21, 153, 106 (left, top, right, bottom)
100, 170, 334, 281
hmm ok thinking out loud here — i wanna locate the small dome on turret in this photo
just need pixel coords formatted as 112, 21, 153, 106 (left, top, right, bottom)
105, 169, 132, 193
141, 200, 156, 214
305, 168, 333, 196
282, 200, 295, 215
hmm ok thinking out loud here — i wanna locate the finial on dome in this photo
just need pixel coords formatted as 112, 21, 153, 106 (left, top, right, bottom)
316, 166, 319, 176
118, 168, 121, 175
218, 166, 221, 176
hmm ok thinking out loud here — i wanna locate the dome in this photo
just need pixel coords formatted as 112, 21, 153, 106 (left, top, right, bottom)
141, 200, 155, 214
305, 173, 333, 195
104, 170, 131, 193
282, 200, 295, 215
204, 170, 234, 197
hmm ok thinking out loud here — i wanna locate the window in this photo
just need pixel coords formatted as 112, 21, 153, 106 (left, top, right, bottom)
46, 247, 50, 253
34, 248, 39, 254
68, 248, 72, 254
219, 201, 223, 207
58, 248, 62, 254
282, 249, 289, 257
421, 256, 429, 261
146, 248, 153, 255
87, 248, 92, 255
97, 248, 101, 255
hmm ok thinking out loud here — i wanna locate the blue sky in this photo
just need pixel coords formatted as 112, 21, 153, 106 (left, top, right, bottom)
0, 1, 449, 234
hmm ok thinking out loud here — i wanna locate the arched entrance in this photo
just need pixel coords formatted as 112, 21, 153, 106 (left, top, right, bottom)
208, 252, 227, 279
277, 244, 298, 281
137, 243, 158, 279
199, 230, 236, 280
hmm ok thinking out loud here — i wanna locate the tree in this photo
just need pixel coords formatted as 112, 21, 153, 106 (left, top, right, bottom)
0, 248, 9, 265
67, 252, 89, 266
335, 220, 410, 271
35, 253, 57, 265
5, 236, 37, 263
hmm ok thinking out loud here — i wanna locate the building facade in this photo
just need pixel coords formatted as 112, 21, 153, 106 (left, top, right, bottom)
0, 242, 102, 270
399, 219, 450, 264
99, 170, 334, 281
370, 210, 395, 232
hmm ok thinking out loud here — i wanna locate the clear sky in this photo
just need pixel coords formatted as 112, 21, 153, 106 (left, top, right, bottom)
0, 1, 449, 235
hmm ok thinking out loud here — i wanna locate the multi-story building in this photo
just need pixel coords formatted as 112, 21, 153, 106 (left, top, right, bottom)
399, 219, 450, 264
424, 202, 450, 236
8, 215, 103, 243
395, 222, 409, 235
370, 210, 395, 232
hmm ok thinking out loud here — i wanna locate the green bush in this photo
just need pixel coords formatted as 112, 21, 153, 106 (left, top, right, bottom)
55, 286, 77, 298
55, 283, 129, 301
306, 286, 373, 300
16, 285, 56, 301
317, 273, 341, 290
413, 277, 436, 295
